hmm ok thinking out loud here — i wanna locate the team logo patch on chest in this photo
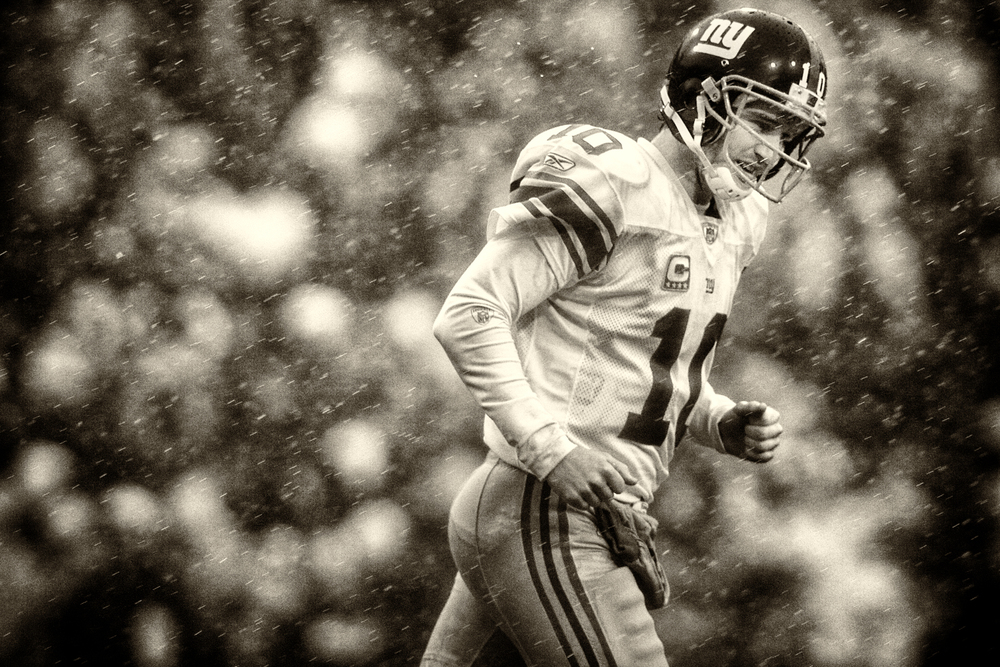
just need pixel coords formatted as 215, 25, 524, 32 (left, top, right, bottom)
702, 221, 719, 244
663, 255, 691, 291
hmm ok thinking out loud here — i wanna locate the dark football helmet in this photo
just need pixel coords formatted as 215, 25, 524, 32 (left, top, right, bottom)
659, 8, 828, 202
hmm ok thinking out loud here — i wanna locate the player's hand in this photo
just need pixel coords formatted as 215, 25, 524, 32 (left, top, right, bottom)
544, 447, 638, 510
718, 401, 782, 463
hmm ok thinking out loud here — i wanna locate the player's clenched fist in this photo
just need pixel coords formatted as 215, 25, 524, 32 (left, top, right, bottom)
718, 401, 783, 463
545, 446, 638, 510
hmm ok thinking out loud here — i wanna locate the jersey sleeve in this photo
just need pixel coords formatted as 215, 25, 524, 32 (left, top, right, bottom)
434, 126, 646, 479
432, 221, 579, 479
684, 379, 736, 454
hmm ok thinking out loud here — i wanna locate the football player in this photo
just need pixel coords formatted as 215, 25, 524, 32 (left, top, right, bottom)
421, 8, 828, 666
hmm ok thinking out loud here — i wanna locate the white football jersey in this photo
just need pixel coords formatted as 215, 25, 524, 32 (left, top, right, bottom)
441, 124, 769, 496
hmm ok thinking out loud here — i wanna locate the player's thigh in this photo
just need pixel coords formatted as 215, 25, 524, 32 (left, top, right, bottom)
470, 466, 668, 667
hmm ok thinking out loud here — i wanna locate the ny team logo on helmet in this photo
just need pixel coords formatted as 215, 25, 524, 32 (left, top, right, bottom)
692, 18, 756, 59
659, 8, 829, 202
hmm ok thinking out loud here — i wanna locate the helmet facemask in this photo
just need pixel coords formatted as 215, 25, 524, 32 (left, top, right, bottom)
703, 75, 827, 202
660, 8, 830, 203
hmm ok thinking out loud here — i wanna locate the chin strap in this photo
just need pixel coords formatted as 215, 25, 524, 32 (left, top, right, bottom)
659, 83, 751, 202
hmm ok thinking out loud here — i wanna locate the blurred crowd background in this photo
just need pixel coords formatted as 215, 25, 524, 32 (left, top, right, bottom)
1, 0, 999, 665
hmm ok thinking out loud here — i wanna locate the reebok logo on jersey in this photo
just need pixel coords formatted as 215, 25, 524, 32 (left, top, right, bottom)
663, 255, 691, 291
691, 19, 755, 60
471, 306, 494, 324
543, 152, 576, 171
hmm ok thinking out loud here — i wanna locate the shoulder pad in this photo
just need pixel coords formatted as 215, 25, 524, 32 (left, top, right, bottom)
514, 125, 651, 188
495, 125, 651, 278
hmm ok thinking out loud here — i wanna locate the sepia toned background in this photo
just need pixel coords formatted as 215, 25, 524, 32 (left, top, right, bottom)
1, 0, 998, 665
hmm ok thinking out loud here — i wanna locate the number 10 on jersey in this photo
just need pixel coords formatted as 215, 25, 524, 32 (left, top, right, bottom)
619, 308, 727, 447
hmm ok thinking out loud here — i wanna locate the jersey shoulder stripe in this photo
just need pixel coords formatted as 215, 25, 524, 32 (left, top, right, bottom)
505, 157, 629, 273
522, 169, 620, 245
491, 124, 651, 277
521, 196, 587, 276
511, 179, 615, 276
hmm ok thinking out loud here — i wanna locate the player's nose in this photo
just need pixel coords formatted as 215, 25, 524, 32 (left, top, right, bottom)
754, 132, 782, 168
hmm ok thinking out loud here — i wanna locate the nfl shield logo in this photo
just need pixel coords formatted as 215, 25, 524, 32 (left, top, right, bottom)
471, 306, 494, 324
702, 222, 719, 245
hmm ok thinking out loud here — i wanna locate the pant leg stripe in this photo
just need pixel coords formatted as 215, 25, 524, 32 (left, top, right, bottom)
538, 482, 602, 667
556, 495, 619, 667
521, 476, 581, 667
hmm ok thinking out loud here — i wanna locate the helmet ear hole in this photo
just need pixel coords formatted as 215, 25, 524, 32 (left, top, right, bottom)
679, 78, 703, 107
669, 77, 727, 145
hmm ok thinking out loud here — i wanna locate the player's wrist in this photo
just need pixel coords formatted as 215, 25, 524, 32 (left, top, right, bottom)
520, 427, 578, 480
717, 409, 747, 457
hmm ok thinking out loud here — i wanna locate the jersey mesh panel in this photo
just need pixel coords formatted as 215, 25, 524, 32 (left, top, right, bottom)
571, 235, 660, 448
